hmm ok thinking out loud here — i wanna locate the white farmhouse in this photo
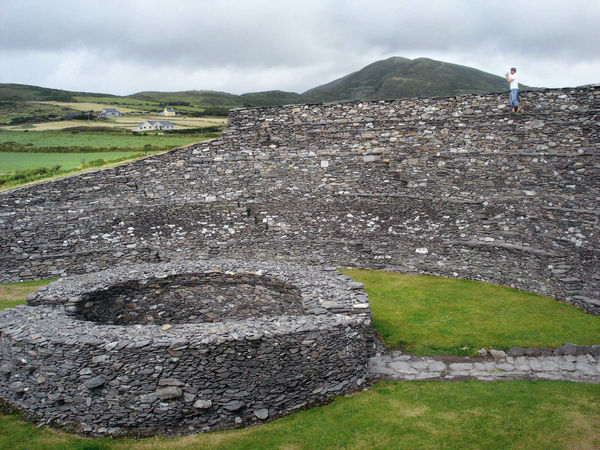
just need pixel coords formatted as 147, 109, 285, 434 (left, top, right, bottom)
98, 108, 123, 118
133, 121, 175, 132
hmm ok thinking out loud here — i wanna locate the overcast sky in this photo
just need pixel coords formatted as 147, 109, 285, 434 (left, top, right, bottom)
1, 0, 599, 95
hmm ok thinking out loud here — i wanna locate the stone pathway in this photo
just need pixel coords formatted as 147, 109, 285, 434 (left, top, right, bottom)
369, 348, 600, 383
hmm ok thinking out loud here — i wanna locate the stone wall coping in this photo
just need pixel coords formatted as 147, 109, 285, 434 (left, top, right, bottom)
0, 305, 365, 346
27, 259, 370, 316
228, 86, 596, 112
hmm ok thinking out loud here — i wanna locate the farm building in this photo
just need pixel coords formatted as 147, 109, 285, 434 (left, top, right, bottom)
161, 108, 176, 116
98, 108, 123, 118
133, 120, 175, 131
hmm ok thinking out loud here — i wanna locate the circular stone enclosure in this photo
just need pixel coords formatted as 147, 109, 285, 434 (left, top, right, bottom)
72, 272, 304, 325
0, 260, 375, 436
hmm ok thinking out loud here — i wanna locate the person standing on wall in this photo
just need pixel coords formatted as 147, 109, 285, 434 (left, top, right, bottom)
505, 67, 521, 113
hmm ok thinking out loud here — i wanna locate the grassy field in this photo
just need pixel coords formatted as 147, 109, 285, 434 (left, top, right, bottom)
110, 115, 226, 129
0, 101, 75, 124
0, 130, 215, 149
342, 269, 600, 355
38, 101, 144, 114
0, 273, 598, 448
0, 151, 144, 172
0, 129, 220, 189
1, 116, 226, 131
71, 96, 233, 115
73, 96, 153, 108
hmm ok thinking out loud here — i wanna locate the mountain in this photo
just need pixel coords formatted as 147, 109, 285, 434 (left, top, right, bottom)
303, 57, 522, 102
0, 57, 533, 110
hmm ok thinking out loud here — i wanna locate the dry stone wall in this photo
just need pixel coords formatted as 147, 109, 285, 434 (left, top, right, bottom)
0, 87, 598, 312
0, 260, 374, 435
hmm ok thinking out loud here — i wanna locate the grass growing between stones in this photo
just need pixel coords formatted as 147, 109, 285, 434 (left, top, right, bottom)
341, 269, 600, 355
0, 381, 598, 449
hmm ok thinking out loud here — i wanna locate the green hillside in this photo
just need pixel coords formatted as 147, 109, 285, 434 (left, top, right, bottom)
127, 89, 243, 107
240, 90, 304, 107
303, 57, 522, 102
0, 83, 115, 102
128, 89, 306, 109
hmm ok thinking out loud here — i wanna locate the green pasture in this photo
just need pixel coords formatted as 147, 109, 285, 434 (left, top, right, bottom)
71, 96, 228, 114
38, 101, 143, 114
342, 269, 600, 355
73, 95, 166, 108
1, 116, 227, 131
0, 129, 220, 189
0, 130, 210, 150
0, 151, 143, 172
0, 102, 75, 125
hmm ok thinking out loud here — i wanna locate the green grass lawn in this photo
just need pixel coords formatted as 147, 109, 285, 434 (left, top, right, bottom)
342, 269, 600, 355
0, 273, 598, 448
0, 381, 597, 449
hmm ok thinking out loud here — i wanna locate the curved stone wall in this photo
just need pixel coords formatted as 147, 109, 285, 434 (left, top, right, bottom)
0, 260, 374, 435
0, 87, 598, 312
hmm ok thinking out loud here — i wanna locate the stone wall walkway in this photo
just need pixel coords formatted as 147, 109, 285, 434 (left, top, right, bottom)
369, 346, 600, 383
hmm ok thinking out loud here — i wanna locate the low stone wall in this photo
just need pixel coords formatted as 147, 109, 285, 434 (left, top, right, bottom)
0, 260, 375, 436
43, 272, 304, 325
0, 87, 598, 313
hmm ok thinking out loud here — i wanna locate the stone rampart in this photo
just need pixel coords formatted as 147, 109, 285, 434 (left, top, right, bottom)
0, 87, 598, 312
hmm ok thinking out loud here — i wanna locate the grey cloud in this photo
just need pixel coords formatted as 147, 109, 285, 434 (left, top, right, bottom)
0, 0, 598, 94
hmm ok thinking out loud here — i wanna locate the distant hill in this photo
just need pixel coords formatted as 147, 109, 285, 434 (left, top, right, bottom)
128, 90, 243, 107
239, 90, 304, 107
0, 57, 534, 110
303, 57, 524, 102
0, 83, 114, 102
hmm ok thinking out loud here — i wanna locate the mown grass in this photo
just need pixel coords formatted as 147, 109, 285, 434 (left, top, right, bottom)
341, 269, 600, 355
0, 381, 597, 449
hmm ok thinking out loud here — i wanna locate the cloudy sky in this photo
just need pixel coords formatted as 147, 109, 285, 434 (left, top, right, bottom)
1, 0, 599, 95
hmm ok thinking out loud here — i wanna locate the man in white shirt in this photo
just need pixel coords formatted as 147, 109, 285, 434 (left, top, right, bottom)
504, 67, 520, 113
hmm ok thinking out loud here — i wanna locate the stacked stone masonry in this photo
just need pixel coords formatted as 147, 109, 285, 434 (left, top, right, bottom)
369, 346, 600, 383
0, 87, 599, 312
0, 260, 375, 435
